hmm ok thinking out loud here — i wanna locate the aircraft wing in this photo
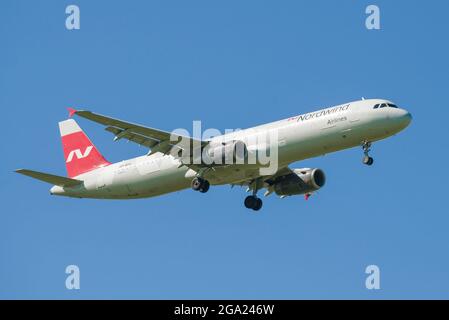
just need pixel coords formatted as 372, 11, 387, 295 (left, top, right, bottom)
235, 167, 293, 188
237, 166, 296, 196
71, 109, 208, 158
264, 166, 294, 182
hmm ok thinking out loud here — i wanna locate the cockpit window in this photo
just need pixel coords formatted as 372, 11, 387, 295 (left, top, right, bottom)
374, 103, 400, 110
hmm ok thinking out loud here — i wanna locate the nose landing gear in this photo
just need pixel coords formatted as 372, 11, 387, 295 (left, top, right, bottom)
362, 141, 374, 166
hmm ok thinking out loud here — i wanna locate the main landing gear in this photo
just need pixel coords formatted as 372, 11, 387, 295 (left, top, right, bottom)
191, 177, 210, 193
244, 179, 263, 211
362, 141, 374, 166
244, 195, 263, 211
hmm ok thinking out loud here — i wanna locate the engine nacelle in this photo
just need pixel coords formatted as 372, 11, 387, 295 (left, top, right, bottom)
205, 140, 248, 164
274, 168, 326, 196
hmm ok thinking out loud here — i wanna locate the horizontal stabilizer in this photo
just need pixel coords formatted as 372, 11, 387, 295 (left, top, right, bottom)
15, 169, 83, 187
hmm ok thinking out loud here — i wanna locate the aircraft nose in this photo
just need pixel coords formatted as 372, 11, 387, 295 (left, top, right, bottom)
400, 109, 412, 127
391, 108, 412, 130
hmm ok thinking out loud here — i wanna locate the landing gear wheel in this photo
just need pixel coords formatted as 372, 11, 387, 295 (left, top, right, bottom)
199, 180, 210, 193
191, 177, 203, 191
363, 156, 374, 166
244, 196, 263, 211
253, 198, 263, 211
192, 177, 210, 193
244, 195, 257, 209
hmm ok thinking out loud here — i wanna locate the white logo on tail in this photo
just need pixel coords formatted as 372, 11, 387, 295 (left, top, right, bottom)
66, 146, 93, 163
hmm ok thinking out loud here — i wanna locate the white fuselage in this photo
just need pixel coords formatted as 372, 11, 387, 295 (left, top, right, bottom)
50, 99, 412, 199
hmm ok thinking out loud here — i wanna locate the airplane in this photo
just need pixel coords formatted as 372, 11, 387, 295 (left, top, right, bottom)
15, 99, 412, 211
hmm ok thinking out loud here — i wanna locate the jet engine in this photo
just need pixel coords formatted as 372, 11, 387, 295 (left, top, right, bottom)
273, 168, 326, 196
205, 140, 248, 164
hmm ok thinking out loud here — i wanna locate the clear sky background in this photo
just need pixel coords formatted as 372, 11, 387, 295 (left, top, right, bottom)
1, 0, 449, 299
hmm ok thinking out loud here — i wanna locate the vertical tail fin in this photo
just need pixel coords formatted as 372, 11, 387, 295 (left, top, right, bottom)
59, 119, 111, 178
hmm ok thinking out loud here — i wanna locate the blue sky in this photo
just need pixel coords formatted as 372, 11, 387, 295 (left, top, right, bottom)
1, 0, 449, 299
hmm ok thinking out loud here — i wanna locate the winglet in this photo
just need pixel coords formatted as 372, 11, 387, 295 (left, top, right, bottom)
67, 107, 77, 118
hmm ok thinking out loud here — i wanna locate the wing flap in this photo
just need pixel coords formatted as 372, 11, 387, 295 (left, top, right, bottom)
15, 169, 83, 187
105, 126, 159, 148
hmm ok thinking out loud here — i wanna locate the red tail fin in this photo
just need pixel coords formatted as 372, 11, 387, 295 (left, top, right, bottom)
59, 119, 111, 178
